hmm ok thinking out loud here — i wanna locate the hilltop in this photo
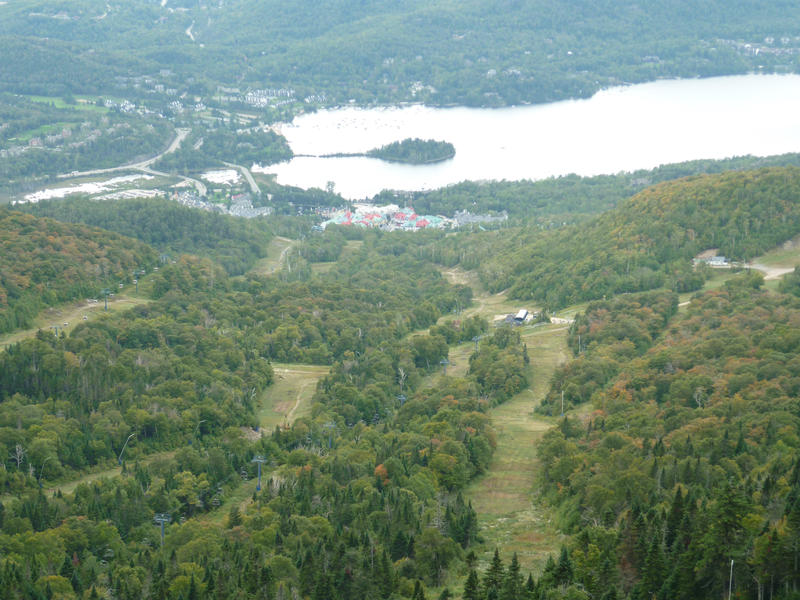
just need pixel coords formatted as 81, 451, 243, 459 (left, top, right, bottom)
427, 166, 800, 308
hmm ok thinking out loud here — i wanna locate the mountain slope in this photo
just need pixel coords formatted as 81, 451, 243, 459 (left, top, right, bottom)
0, 208, 157, 333
432, 166, 800, 308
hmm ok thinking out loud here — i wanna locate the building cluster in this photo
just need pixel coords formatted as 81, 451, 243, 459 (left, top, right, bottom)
720, 37, 800, 58
319, 204, 453, 231
173, 191, 272, 218
693, 255, 730, 267
244, 88, 296, 107
498, 309, 538, 326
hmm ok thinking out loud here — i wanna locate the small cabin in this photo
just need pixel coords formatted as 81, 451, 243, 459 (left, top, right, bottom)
514, 309, 528, 323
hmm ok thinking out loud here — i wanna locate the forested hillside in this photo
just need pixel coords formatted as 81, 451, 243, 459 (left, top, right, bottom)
0, 209, 157, 333
2, 0, 800, 106
0, 228, 533, 597
532, 278, 800, 600
19, 198, 275, 276
404, 153, 800, 223
425, 167, 800, 308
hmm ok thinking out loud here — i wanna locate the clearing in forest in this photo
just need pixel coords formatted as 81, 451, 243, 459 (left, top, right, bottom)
439, 267, 572, 575
465, 323, 570, 576
0, 294, 150, 352
209, 362, 329, 524
250, 236, 294, 275
258, 363, 329, 430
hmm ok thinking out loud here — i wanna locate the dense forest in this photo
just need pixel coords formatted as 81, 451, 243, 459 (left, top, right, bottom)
17, 198, 275, 276
0, 209, 157, 333
532, 279, 800, 600
2, 0, 800, 107
367, 139, 455, 165
0, 217, 540, 598
2, 157, 800, 598
400, 153, 800, 223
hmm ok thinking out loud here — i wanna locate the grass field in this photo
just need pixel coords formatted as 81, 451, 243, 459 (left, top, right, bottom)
435, 266, 572, 577
0, 294, 150, 351
24, 95, 108, 112
250, 236, 294, 276
310, 240, 363, 274
465, 323, 570, 576
258, 363, 329, 429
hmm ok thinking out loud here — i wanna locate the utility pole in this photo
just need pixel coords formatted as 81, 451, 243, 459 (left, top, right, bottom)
561, 390, 565, 417
251, 455, 267, 491
153, 513, 171, 547
440, 358, 449, 376
50, 325, 61, 337
101, 288, 111, 311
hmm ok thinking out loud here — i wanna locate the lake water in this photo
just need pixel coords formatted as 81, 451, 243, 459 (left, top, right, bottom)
255, 74, 800, 200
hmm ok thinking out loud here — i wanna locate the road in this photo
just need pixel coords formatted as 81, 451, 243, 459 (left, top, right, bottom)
54, 128, 207, 196
748, 262, 796, 281
224, 161, 261, 196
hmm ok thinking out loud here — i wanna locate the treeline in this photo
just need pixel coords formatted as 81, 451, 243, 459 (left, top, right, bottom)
419, 166, 800, 308
18, 197, 274, 275
538, 291, 678, 416
367, 139, 455, 164
0, 209, 157, 334
402, 153, 800, 221
535, 278, 800, 599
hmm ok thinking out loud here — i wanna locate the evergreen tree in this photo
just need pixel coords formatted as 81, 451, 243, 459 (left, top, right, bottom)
554, 546, 574, 586
463, 569, 480, 600
413, 579, 427, 600
500, 553, 523, 600
483, 548, 505, 597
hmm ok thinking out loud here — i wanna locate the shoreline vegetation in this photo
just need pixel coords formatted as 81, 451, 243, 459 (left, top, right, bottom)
298, 137, 456, 164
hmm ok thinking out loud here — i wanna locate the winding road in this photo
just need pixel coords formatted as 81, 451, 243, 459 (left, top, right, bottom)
56, 128, 207, 196
224, 161, 261, 196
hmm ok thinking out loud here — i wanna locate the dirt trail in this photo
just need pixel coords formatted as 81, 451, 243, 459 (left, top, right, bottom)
748, 262, 795, 280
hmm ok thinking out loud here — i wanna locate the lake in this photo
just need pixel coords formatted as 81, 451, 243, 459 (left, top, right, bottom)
254, 74, 800, 200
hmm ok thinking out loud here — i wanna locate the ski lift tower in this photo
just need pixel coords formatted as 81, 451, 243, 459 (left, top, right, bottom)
251, 455, 267, 491
153, 513, 171, 547
101, 288, 111, 311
